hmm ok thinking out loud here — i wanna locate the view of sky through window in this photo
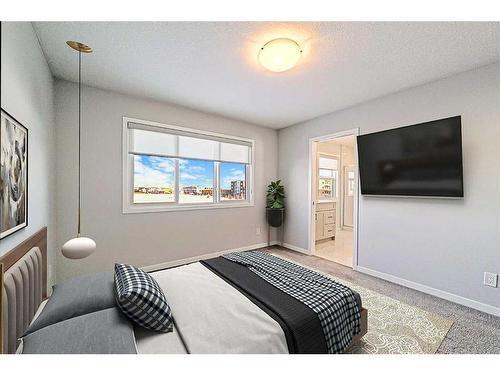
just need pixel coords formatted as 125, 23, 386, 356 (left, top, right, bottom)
133, 155, 175, 203
179, 159, 214, 203
220, 162, 246, 200
133, 156, 247, 204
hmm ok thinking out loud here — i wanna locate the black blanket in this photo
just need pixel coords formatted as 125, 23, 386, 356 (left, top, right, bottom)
201, 257, 328, 353
222, 251, 362, 353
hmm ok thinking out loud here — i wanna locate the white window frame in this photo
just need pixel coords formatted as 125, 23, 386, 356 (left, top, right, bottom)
317, 153, 339, 201
122, 117, 254, 214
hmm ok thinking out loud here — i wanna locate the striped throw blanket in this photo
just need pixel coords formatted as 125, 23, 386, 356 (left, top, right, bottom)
223, 251, 361, 353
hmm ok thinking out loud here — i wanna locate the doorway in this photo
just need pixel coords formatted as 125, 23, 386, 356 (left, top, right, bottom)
308, 129, 359, 268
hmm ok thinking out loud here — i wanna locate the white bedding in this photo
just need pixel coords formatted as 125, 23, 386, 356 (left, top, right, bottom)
16, 299, 49, 354
134, 326, 187, 354
20, 262, 288, 354
135, 262, 288, 354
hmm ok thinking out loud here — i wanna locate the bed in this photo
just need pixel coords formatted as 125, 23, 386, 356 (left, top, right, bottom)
1, 228, 367, 354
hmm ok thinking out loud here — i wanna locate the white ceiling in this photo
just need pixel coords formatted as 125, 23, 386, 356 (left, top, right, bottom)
33, 22, 499, 129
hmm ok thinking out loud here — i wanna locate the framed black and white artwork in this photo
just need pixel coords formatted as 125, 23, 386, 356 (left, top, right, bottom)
1, 109, 28, 239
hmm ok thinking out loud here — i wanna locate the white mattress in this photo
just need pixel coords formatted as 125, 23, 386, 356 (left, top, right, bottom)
135, 262, 288, 354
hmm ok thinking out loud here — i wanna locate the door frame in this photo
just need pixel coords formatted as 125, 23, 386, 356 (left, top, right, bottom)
307, 128, 360, 268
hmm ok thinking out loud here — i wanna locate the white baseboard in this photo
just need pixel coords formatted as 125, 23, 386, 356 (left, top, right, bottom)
143, 241, 499, 317
142, 241, 277, 273
355, 265, 500, 317
142, 240, 311, 273
281, 242, 311, 255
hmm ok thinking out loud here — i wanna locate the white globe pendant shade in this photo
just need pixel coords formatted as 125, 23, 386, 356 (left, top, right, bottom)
62, 237, 96, 259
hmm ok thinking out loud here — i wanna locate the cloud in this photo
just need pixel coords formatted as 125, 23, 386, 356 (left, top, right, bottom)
180, 172, 213, 187
147, 156, 175, 173
187, 165, 204, 172
180, 172, 197, 180
179, 160, 213, 187
134, 156, 173, 187
221, 168, 245, 189
134, 157, 245, 190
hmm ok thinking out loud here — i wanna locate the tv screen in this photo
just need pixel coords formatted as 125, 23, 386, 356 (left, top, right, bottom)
357, 116, 463, 197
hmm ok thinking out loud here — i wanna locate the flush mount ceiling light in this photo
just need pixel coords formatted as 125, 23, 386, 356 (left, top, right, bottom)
61, 41, 96, 260
258, 38, 303, 73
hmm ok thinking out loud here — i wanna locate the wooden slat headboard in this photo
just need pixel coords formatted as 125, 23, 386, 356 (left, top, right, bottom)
0, 227, 47, 354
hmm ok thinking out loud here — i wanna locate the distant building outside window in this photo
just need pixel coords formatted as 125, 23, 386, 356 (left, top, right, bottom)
221, 162, 246, 201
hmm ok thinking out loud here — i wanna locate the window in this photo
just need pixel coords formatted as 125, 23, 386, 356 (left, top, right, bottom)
220, 162, 246, 201
133, 155, 175, 203
318, 155, 338, 200
123, 118, 254, 213
179, 159, 214, 204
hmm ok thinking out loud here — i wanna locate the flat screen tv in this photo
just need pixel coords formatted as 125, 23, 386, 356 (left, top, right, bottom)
357, 116, 463, 197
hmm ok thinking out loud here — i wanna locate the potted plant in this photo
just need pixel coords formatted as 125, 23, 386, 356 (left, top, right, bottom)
266, 180, 285, 228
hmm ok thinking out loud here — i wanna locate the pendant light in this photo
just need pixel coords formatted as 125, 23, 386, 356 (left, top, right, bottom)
61, 41, 97, 259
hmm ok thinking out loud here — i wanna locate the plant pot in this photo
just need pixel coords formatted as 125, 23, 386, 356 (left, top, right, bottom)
266, 208, 284, 228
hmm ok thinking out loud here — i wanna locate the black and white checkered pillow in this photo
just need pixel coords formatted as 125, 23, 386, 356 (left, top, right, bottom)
114, 263, 173, 332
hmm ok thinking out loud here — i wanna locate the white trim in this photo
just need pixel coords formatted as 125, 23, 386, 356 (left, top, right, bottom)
142, 241, 280, 272
341, 163, 356, 229
317, 152, 339, 201
307, 140, 317, 257
124, 201, 254, 214
309, 129, 359, 142
355, 266, 500, 317
122, 117, 255, 214
141, 240, 310, 273
281, 242, 310, 255
307, 128, 360, 268
0, 222, 27, 239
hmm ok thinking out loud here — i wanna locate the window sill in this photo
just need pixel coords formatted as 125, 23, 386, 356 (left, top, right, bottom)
123, 201, 254, 214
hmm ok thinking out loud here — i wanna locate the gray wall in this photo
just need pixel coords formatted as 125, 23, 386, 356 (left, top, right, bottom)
278, 63, 500, 310
54, 80, 278, 282
0, 22, 56, 287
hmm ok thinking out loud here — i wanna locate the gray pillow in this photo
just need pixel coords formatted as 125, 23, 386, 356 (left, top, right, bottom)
23, 272, 116, 336
21, 308, 137, 354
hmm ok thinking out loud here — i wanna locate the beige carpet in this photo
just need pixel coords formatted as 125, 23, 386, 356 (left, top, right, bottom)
270, 252, 454, 354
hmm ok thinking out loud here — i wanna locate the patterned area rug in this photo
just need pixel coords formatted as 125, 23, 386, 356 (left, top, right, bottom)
270, 253, 454, 354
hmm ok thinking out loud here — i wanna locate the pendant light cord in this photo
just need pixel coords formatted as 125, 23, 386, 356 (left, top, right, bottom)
77, 49, 81, 237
